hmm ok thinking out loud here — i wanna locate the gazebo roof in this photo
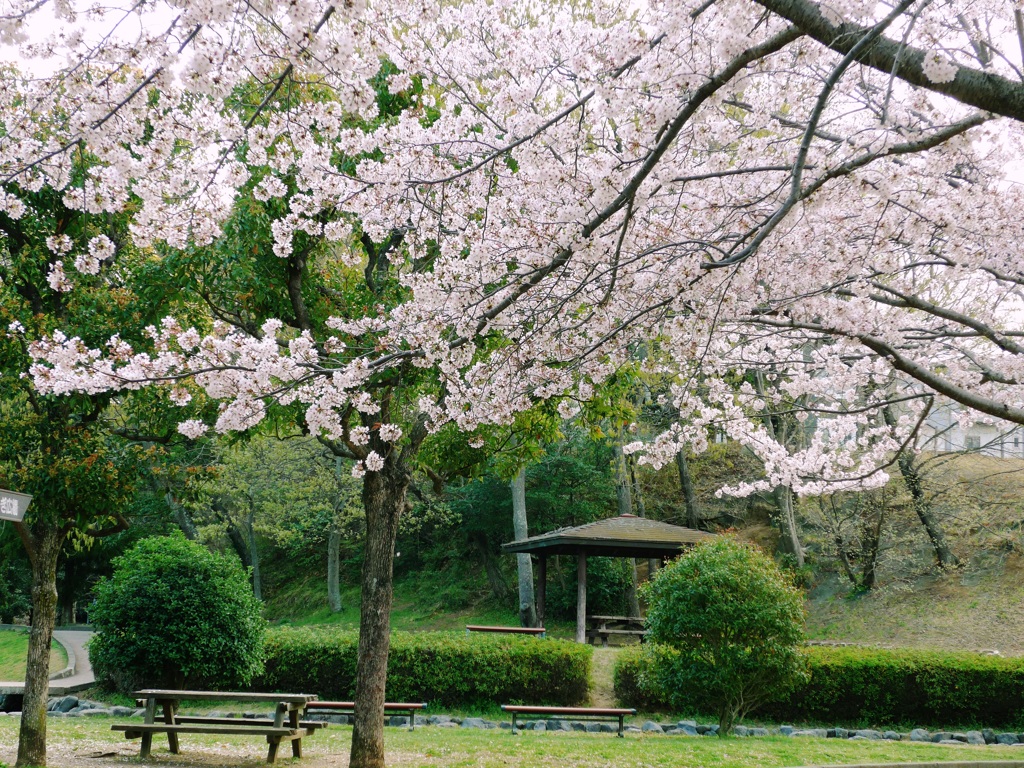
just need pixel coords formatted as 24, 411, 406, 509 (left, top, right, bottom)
501, 514, 715, 559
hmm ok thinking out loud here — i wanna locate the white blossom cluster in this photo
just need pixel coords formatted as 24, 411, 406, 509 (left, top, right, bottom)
14, 0, 1024, 486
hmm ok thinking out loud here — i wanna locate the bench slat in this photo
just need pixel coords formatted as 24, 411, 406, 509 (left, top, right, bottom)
174, 716, 328, 729
307, 701, 427, 711
112, 723, 298, 736
466, 625, 546, 634
501, 705, 635, 715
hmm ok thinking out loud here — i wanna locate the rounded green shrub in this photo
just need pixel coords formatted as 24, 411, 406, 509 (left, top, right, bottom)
89, 533, 266, 693
641, 537, 807, 734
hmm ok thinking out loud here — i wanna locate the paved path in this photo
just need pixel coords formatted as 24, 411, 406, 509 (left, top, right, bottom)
0, 628, 95, 695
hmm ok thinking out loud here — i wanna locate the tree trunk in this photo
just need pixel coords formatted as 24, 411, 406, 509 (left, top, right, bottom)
882, 406, 960, 569
629, 457, 658, 582
17, 523, 63, 767
471, 531, 512, 602
896, 450, 961, 570
614, 445, 640, 616
327, 528, 343, 613
772, 484, 805, 568
57, 556, 75, 626
167, 492, 199, 540
510, 468, 537, 627
675, 450, 701, 529
349, 461, 410, 768
245, 510, 262, 601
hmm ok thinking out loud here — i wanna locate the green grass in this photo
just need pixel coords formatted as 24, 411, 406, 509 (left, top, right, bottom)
0, 627, 66, 680
1, 714, 1020, 768
265, 573, 580, 639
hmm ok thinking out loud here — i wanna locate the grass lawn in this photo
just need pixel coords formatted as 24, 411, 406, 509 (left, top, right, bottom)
0, 628, 66, 680
1, 714, 1022, 768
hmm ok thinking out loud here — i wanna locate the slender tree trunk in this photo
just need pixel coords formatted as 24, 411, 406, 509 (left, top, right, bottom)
614, 445, 640, 616
349, 461, 410, 768
896, 450, 960, 569
17, 524, 63, 768
471, 531, 512, 602
675, 450, 701, 529
57, 557, 75, 626
510, 469, 537, 627
882, 406, 960, 569
628, 458, 658, 582
245, 510, 262, 601
772, 484, 805, 568
327, 528, 343, 613
160, 482, 199, 540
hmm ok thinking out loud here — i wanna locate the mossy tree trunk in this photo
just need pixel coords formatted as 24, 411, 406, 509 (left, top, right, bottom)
16, 523, 63, 768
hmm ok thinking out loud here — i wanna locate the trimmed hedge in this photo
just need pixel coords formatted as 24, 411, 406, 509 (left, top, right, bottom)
615, 643, 1024, 728
256, 627, 591, 707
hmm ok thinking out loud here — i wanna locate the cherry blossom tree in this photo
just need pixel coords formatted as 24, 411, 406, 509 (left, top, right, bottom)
7, 1, 1024, 766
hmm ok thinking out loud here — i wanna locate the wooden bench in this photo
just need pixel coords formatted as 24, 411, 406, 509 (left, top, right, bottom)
466, 624, 546, 637
500, 705, 637, 737
305, 700, 428, 731
112, 689, 321, 763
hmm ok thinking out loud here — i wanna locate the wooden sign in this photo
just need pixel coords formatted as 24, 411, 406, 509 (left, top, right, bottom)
0, 489, 32, 522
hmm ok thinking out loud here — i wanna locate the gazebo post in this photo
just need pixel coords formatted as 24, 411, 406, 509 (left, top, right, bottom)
537, 555, 547, 628
576, 553, 587, 644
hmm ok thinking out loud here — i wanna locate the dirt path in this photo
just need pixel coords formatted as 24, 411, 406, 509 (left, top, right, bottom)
588, 646, 619, 707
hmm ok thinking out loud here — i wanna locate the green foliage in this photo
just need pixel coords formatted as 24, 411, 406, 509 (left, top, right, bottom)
769, 645, 1024, 728
258, 627, 591, 707
89, 533, 267, 693
616, 643, 1024, 729
641, 538, 807, 734
546, 557, 634, 619
0, 549, 30, 624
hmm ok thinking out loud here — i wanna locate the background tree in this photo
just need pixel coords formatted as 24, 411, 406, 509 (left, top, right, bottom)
642, 537, 808, 734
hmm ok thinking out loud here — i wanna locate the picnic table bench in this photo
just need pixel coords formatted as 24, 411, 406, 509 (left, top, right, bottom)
305, 700, 428, 730
585, 615, 648, 646
466, 624, 546, 637
501, 705, 637, 737
111, 689, 322, 763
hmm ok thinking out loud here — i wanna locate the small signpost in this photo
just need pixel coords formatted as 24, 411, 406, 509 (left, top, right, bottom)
0, 489, 32, 522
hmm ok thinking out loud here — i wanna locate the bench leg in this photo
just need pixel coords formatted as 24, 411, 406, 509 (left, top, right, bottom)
511, 712, 518, 735
267, 738, 280, 764
618, 715, 624, 738
408, 708, 415, 732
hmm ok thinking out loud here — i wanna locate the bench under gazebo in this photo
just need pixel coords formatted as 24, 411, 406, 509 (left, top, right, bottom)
501, 514, 715, 642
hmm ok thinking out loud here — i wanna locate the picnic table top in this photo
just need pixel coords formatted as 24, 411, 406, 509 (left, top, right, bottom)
587, 615, 645, 622
134, 690, 318, 704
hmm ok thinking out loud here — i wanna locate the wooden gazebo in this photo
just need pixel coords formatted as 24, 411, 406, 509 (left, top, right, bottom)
501, 514, 715, 642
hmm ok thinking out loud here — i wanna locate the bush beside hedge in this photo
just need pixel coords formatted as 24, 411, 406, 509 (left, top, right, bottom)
256, 627, 591, 707
615, 643, 1024, 728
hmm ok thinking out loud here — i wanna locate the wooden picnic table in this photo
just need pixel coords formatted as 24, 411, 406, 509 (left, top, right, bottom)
111, 689, 323, 763
585, 615, 648, 646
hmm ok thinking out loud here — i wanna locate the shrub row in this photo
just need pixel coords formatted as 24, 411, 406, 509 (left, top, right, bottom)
256, 627, 591, 708
615, 643, 1024, 728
